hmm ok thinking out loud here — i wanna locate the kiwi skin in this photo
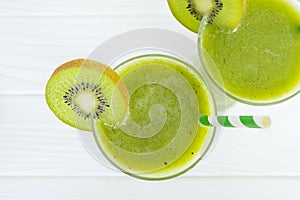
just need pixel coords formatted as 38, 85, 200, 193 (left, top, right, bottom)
50, 59, 121, 84
45, 58, 129, 131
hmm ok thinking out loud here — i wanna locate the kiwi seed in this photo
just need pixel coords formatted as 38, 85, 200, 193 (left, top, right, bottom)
186, 0, 223, 24
62, 82, 110, 120
207, 1, 223, 24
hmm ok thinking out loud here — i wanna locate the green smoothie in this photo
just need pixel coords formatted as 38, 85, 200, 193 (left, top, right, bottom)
200, 0, 300, 104
93, 54, 215, 180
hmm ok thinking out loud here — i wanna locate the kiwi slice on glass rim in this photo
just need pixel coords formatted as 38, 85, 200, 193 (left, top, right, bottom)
167, 0, 247, 33
45, 59, 129, 131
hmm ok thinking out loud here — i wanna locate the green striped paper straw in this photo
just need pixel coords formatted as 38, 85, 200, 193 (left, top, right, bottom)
199, 115, 271, 128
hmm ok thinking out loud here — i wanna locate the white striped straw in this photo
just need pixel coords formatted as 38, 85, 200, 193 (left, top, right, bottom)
199, 115, 271, 128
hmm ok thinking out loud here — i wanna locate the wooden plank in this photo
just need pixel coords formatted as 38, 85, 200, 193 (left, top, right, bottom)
0, 95, 300, 176
0, 0, 166, 16
0, 0, 194, 93
0, 19, 195, 93
0, 176, 300, 200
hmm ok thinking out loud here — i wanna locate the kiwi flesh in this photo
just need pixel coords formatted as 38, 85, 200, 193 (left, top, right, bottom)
167, 0, 246, 33
45, 59, 129, 131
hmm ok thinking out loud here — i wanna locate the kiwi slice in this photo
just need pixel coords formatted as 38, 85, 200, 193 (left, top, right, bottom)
167, 0, 247, 32
45, 59, 129, 131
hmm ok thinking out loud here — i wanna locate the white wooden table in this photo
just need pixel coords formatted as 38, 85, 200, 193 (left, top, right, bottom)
1, 0, 300, 199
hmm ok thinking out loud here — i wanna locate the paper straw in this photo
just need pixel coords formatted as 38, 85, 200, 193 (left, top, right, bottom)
199, 115, 271, 128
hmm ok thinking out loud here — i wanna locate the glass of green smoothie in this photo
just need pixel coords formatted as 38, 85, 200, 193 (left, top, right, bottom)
92, 54, 217, 180
198, 0, 300, 105
76, 29, 222, 180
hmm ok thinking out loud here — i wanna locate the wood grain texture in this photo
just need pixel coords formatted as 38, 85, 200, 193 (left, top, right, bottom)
0, 0, 195, 93
1, 176, 300, 200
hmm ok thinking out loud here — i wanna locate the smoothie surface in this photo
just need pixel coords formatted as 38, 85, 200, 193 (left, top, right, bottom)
94, 55, 214, 178
201, 0, 300, 102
